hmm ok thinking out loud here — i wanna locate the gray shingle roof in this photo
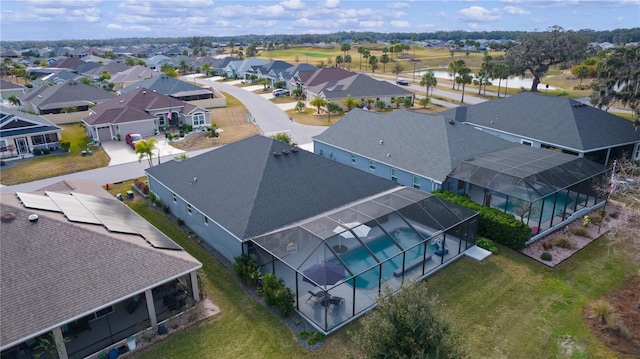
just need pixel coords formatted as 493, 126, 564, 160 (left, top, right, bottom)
0, 183, 200, 349
440, 92, 640, 151
308, 73, 413, 100
120, 75, 211, 97
0, 105, 62, 137
146, 135, 399, 239
313, 109, 519, 182
19, 81, 115, 110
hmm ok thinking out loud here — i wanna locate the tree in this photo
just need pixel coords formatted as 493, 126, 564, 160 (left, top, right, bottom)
352, 282, 467, 359
135, 137, 157, 167
342, 94, 358, 111
420, 70, 437, 97
456, 66, 473, 104
294, 100, 306, 113
363, 50, 370, 71
480, 55, 494, 95
375, 100, 386, 111
7, 94, 20, 106
590, 44, 640, 118
340, 43, 351, 57
419, 97, 430, 108
291, 88, 302, 99
326, 101, 341, 122
571, 64, 590, 88
505, 26, 588, 92
335, 55, 343, 69
309, 95, 327, 114
201, 63, 212, 76
380, 54, 390, 72
179, 60, 190, 74
363, 98, 375, 109
344, 54, 352, 70
257, 77, 269, 91
271, 132, 295, 145
368, 55, 378, 73
492, 62, 510, 98
357, 46, 365, 70
448, 59, 466, 90
392, 62, 404, 79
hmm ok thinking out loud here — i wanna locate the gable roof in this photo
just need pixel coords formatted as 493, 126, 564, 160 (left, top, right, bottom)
308, 73, 412, 99
146, 135, 399, 240
313, 109, 520, 183
110, 65, 159, 84
440, 92, 640, 152
119, 75, 211, 97
19, 81, 115, 111
0, 180, 200, 349
0, 78, 27, 91
0, 106, 62, 138
84, 87, 199, 125
52, 57, 85, 70
300, 67, 355, 87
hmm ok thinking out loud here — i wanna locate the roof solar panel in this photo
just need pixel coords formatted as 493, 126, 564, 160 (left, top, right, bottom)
16, 192, 61, 212
45, 191, 101, 224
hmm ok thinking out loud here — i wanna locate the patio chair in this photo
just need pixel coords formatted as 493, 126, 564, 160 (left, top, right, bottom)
328, 296, 344, 313
305, 290, 327, 306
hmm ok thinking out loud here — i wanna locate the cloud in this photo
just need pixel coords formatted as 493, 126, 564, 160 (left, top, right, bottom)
359, 20, 384, 28
386, 2, 409, 9
323, 0, 340, 8
280, 0, 305, 10
390, 20, 410, 28
456, 6, 501, 22
503, 6, 529, 15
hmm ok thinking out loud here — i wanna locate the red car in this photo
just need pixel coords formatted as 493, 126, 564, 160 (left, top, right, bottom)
125, 132, 143, 149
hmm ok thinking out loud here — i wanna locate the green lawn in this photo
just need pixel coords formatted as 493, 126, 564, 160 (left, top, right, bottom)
119, 186, 636, 359
0, 123, 109, 185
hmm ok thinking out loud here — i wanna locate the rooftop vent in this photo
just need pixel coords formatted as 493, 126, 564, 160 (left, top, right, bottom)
291, 147, 298, 153
379, 140, 383, 145
449, 120, 455, 125
282, 149, 290, 155
273, 151, 281, 157
1, 213, 17, 223
387, 153, 391, 157
28, 214, 39, 223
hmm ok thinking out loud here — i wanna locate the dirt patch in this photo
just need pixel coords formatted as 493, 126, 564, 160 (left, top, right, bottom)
520, 201, 628, 267
583, 275, 640, 357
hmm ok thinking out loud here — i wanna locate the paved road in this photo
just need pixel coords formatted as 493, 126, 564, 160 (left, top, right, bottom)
190, 77, 327, 146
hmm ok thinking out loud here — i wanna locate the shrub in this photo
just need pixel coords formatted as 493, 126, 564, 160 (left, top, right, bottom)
142, 183, 149, 195
542, 241, 553, 250
476, 237, 499, 254
308, 332, 326, 345
609, 212, 618, 219
59, 141, 71, 151
232, 254, 261, 287
589, 213, 603, 224
176, 218, 184, 226
32, 148, 42, 155
587, 299, 614, 325
162, 204, 170, 213
148, 191, 157, 203
432, 190, 530, 249
552, 235, 577, 249
41, 148, 50, 155
299, 330, 311, 340
540, 252, 552, 261
569, 226, 591, 238
261, 272, 295, 317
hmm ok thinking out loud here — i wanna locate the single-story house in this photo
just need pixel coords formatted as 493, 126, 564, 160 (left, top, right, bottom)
0, 79, 27, 101
0, 105, 62, 158
246, 60, 294, 87
306, 73, 414, 111
145, 55, 172, 70
83, 87, 211, 142
146, 135, 479, 333
313, 109, 608, 243
223, 58, 268, 79
440, 92, 640, 164
0, 180, 202, 359
109, 65, 159, 90
119, 75, 223, 108
19, 81, 115, 115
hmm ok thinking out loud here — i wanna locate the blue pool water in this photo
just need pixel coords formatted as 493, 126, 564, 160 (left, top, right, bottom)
332, 230, 431, 289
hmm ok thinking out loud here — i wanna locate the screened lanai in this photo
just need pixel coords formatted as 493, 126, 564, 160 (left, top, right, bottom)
248, 187, 478, 334
445, 146, 608, 241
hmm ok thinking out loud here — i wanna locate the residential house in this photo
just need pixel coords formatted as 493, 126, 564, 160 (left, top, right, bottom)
313, 108, 608, 243
146, 135, 479, 333
440, 92, 640, 164
223, 58, 268, 79
0, 79, 27, 101
281, 63, 318, 89
119, 75, 224, 108
246, 60, 294, 87
209, 56, 235, 76
145, 55, 171, 70
83, 87, 211, 142
305, 73, 414, 111
0, 180, 202, 359
109, 65, 159, 90
18, 81, 115, 115
0, 105, 62, 158
51, 57, 86, 71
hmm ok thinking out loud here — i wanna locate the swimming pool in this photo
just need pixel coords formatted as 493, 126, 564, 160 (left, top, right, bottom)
332, 229, 432, 289
499, 191, 575, 224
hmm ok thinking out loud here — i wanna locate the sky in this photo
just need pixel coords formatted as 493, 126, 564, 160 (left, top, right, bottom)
0, 0, 639, 42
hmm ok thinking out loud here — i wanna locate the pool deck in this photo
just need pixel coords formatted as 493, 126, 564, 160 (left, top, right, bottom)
463, 245, 492, 261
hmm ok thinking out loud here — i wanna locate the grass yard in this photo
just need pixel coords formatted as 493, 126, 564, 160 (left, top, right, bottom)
103, 175, 639, 359
0, 123, 109, 185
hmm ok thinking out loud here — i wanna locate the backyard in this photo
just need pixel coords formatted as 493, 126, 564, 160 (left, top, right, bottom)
108, 177, 639, 359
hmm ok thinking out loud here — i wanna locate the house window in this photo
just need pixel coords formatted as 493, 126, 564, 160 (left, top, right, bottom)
31, 133, 58, 145
369, 160, 376, 171
391, 168, 398, 182
351, 154, 356, 164
413, 176, 421, 189
172, 193, 177, 203
193, 113, 205, 126
521, 140, 532, 146
156, 114, 165, 127
204, 216, 209, 225
91, 306, 114, 321
187, 204, 192, 215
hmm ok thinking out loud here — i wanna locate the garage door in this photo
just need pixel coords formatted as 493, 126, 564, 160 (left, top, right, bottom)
97, 126, 112, 142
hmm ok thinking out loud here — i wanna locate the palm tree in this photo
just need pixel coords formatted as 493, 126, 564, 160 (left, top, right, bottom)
341, 43, 351, 57
344, 54, 352, 70
179, 60, 189, 74
420, 71, 437, 97
7, 94, 20, 106
492, 63, 509, 98
480, 55, 494, 95
292, 88, 302, 99
295, 100, 306, 113
392, 63, 404, 79
309, 95, 327, 114
257, 77, 269, 91
135, 138, 157, 167
419, 97, 430, 108
201, 63, 212, 76
448, 59, 466, 90
456, 66, 473, 104
326, 102, 341, 122
368, 55, 378, 73
362, 50, 370, 71
335, 55, 344, 69
364, 98, 375, 109
358, 46, 365, 70
342, 94, 358, 111
380, 54, 390, 72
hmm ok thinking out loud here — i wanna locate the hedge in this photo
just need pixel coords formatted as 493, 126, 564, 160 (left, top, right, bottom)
433, 190, 530, 249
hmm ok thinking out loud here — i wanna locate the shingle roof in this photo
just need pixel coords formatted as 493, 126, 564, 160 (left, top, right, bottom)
19, 81, 115, 110
301, 67, 355, 87
0, 182, 200, 349
0, 78, 26, 90
308, 73, 413, 100
440, 92, 640, 151
0, 105, 62, 137
146, 135, 399, 239
120, 75, 211, 97
313, 109, 520, 182
110, 65, 159, 84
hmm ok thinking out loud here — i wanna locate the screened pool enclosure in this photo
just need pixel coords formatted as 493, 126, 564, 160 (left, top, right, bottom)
248, 187, 478, 333
444, 146, 608, 242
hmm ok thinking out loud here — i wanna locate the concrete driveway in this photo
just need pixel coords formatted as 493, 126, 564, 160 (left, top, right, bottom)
102, 136, 184, 166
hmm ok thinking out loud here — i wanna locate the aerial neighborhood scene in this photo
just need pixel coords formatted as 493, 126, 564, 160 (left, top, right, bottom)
2, 1, 640, 358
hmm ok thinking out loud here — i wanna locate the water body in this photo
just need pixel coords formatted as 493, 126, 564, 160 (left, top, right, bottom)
418, 70, 557, 90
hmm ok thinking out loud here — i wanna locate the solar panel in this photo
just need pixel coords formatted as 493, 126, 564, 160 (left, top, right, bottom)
45, 191, 101, 224
72, 193, 182, 250
16, 192, 61, 212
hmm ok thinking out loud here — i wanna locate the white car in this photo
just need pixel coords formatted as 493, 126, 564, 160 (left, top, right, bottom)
272, 89, 290, 97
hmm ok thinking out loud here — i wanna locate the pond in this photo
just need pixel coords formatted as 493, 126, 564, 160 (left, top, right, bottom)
418, 70, 557, 90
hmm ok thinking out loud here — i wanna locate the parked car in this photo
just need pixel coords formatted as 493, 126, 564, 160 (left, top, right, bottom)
125, 132, 143, 149
272, 89, 290, 97
396, 79, 409, 86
